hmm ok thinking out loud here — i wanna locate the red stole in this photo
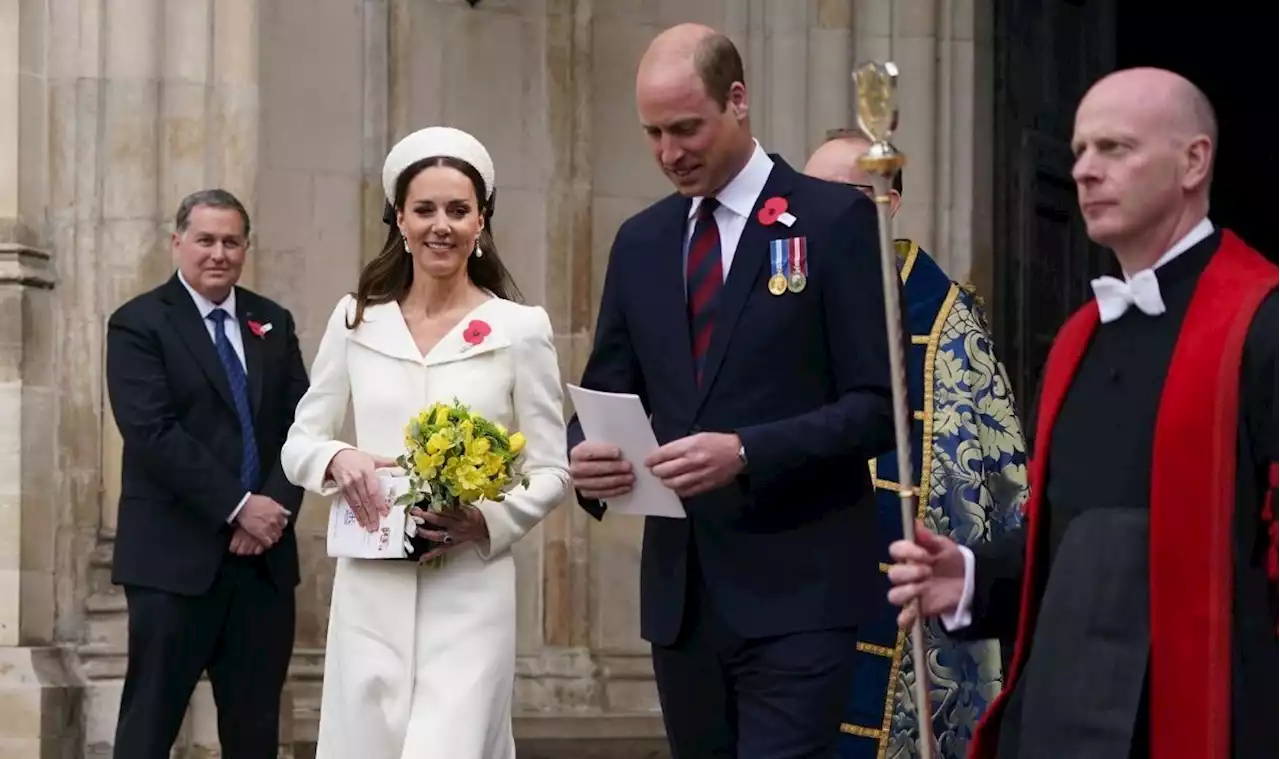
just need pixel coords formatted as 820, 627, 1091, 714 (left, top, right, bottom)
970, 230, 1279, 759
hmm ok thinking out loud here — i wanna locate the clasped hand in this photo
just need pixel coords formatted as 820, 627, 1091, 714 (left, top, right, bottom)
410, 505, 489, 564
569, 432, 743, 500
231, 493, 292, 555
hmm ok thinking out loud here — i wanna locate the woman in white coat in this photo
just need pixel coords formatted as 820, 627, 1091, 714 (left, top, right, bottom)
281, 127, 569, 758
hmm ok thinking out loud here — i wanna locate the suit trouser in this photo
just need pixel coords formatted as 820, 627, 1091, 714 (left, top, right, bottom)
114, 556, 295, 759
651, 560, 859, 759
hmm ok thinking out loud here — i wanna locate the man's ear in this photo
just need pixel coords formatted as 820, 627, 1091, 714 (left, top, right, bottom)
888, 189, 903, 217
728, 82, 748, 121
1182, 135, 1213, 191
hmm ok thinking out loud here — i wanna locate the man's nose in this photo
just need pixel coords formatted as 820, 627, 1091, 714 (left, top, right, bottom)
659, 136, 683, 167
1071, 151, 1098, 183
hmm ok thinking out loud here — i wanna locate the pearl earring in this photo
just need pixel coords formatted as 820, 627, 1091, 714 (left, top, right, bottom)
403, 237, 411, 254
474, 240, 484, 258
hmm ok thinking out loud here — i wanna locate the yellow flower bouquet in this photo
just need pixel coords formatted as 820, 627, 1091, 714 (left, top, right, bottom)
393, 399, 528, 564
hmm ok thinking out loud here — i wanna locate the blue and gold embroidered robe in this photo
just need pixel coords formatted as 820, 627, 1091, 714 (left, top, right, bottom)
837, 240, 1029, 759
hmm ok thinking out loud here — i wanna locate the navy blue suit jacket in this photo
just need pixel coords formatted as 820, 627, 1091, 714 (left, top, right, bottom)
568, 157, 896, 646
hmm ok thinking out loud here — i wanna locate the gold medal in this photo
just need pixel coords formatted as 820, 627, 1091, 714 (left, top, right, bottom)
768, 274, 788, 296
788, 271, 807, 293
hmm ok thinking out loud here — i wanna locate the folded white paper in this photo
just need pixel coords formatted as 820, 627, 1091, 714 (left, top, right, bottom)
326, 473, 416, 559
566, 384, 686, 519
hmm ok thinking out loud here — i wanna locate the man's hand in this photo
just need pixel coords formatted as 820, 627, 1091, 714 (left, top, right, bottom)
229, 526, 267, 556
569, 442, 635, 500
235, 494, 291, 547
644, 432, 743, 498
886, 522, 966, 628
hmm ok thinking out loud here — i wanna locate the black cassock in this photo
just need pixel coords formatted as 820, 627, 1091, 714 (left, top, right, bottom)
958, 229, 1277, 759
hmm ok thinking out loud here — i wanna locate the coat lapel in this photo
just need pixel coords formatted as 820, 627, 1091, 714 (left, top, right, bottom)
237, 295, 265, 417
696, 158, 797, 405
651, 198, 699, 401
161, 275, 238, 412
346, 299, 512, 367
345, 301, 427, 363
422, 299, 512, 367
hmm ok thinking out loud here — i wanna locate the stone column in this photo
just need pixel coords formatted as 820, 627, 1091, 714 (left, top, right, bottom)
726, 0, 855, 166
848, 0, 995, 285
27, 0, 267, 754
0, 1, 82, 755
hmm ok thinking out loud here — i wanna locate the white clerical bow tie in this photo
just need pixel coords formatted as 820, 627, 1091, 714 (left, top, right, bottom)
1090, 269, 1167, 324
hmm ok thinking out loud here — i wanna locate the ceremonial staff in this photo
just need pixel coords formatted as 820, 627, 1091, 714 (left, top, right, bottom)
853, 60, 936, 759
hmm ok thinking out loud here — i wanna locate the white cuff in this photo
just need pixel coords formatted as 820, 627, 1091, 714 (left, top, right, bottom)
227, 492, 251, 524
941, 544, 976, 632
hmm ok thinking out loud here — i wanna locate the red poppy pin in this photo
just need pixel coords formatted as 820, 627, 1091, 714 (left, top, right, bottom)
247, 320, 272, 338
462, 319, 492, 347
757, 196, 796, 228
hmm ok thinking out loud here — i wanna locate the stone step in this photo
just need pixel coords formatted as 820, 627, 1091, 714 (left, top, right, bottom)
289, 738, 671, 759
515, 738, 671, 759
84, 588, 127, 614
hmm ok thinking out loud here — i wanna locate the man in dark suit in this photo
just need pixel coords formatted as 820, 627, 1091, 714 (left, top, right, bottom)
567, 23, 896, 759
106, 189, 309, 758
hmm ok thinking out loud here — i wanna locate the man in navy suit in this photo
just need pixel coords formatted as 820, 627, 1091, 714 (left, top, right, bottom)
106, 189, 308, 757
567, 23, 896, 759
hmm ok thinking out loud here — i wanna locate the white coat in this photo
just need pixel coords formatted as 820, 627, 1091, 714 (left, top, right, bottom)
281, 294, 569, 759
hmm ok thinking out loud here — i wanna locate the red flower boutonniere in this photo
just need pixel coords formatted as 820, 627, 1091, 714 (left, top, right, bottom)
462, 319, 492, 347
247, 320, 272, 338
757, 196, 796, 228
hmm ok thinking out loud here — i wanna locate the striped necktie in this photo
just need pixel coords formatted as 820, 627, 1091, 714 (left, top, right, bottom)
686, 198, 722, 385
207, 308, 260, 490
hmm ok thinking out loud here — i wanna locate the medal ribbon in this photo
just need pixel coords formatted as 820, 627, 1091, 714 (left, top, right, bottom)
789, 236, 807, 279
770, 239, 786, 280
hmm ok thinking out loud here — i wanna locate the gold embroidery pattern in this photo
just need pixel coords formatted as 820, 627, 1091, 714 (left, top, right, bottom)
881, 289, 1029, 759
851, 256, 1030, 759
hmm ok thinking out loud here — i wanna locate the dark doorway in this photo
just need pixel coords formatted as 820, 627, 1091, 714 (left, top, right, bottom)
1116, 0, 1277, 261
991, 0, 1276, 413
991, 0, 1117, 413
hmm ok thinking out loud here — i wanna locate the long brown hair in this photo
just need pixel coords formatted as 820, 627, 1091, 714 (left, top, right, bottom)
348, 156, 521, 329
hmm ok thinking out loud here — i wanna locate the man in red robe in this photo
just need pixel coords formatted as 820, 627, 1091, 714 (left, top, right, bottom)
884, 67, 1276, 759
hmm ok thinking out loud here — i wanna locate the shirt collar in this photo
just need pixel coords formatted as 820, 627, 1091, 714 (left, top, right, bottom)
1128, 217, 1214, 281
688, 141, 775, 221
177, 270, 237, 321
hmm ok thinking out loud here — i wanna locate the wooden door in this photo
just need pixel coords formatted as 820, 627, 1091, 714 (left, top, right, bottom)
991, 0, 1116, 417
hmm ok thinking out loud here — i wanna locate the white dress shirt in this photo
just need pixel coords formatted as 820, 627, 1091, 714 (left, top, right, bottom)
177, 271, 251, 523
685, 141, 776, 282
943, 217, 1216, 631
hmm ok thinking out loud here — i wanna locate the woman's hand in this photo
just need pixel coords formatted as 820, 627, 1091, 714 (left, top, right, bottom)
327, 449, 398, 531
411, 505, 490, 563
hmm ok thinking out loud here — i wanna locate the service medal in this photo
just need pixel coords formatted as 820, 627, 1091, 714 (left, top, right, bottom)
786, 236, 808, 294
767, 238, 788, 296
788, 271, 807, 293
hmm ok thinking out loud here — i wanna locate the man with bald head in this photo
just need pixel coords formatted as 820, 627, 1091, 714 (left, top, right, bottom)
805, 131, 1028, 759
886, 68, 1277, 759
568, 23, 897, 758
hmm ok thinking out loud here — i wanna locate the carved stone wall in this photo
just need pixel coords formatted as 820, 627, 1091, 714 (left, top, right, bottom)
0, 0, 993, 755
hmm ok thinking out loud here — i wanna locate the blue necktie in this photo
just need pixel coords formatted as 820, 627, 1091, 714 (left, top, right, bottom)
207, 309, 260, 491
